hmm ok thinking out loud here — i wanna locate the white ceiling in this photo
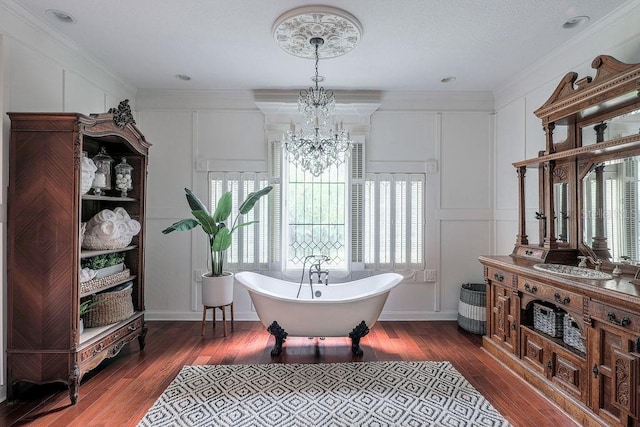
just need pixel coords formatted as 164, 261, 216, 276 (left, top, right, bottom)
6, 0, 630, 93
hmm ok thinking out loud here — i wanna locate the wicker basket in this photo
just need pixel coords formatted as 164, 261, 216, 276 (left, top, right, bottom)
80, 269, 130, 296
533, 302, 564, 338
563, 313, 586, 353
457, 283, 486, 335
82, 234, 133, 250
83, 282, 134, 328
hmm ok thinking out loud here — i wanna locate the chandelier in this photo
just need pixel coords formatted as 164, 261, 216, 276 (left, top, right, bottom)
284, 38, 351, 176
273, 6, 362, 177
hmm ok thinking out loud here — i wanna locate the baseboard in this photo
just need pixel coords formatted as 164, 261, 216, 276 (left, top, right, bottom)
144, 310, 459, 322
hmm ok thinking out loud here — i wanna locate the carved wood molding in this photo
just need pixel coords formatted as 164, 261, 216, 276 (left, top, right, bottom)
108, 99, 136, 128
534, 55, 640, 120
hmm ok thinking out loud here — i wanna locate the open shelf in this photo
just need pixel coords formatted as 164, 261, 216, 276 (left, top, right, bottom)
80, 246, 137, 259
82, 194, 137, 202
79, 311, 144, 346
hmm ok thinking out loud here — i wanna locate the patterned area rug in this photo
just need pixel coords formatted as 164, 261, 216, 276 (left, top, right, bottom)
138, 361, 510, 426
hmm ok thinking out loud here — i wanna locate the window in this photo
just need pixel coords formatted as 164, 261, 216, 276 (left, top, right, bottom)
285, 161, 347, 269
209, 172, 270, 270
364, 173, 425, 270
211, 140, 426, 274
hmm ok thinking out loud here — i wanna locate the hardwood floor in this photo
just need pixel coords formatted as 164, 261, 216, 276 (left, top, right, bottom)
1, 321, 578, 426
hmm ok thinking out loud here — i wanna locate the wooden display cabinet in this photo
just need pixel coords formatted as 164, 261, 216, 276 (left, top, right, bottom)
481, 55, 640, 426
6, 101, 150, 404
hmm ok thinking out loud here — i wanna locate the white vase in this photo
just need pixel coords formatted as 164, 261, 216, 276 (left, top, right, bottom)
201, 272, 234, 307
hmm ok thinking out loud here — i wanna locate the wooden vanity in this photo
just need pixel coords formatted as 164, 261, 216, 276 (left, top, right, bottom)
481, 55, 640, 426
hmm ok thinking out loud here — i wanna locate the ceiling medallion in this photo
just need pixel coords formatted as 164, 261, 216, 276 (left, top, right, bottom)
272, 6, 362, 59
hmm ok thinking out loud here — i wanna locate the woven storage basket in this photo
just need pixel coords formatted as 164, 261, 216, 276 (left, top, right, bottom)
82, 235, 132, 250
533, 302, 564, 338
563, 313, 586, 353
83, 282, 134, 328
80, 269, 130, 295
457, 283, 486, 335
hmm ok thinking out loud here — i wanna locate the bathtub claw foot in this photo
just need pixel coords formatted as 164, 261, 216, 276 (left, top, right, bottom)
349, 321, 370, 356
267, 321, 288, 356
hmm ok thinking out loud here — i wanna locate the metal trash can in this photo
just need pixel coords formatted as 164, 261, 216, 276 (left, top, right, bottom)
457, 283, 486, 335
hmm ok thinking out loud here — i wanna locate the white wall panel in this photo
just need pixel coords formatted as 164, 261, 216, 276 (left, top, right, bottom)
440, 220, 491, 312
138, 110, 193, 209
144, 220, 193, 312
8, 41, 62, 111
494, 98, 524, 211
495, 220, 518, 255
369, 112, 436, 162
196, 111, 266, 162
64, 70, 105, 114
441, 112, 491, 210
525, 81, 559, 158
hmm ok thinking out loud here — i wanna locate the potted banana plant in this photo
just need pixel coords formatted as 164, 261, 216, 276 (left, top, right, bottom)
162, 186, 272, 306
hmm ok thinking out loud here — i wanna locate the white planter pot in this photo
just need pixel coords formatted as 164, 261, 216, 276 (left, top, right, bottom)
201, 272, 234, 307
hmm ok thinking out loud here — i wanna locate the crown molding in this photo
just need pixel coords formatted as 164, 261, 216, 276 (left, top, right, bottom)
493, 0, 640, 109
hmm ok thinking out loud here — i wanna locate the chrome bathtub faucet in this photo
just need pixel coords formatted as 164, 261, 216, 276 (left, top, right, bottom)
309, 257, 329, 286
296, 254, 330, 299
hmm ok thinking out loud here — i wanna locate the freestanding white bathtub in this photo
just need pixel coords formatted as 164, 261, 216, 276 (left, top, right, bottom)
235, 271, 403, 356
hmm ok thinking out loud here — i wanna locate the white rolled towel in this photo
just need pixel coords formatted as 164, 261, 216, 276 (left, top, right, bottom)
125, 219, 141, 237
114, 207, 131, 221
87, 209, 117, 229
89, 220, 121, 240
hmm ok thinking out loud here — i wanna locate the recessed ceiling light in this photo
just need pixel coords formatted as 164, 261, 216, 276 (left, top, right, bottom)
45, 9, 76, 23
175, 74, 192, 81
441, 76, 456, 83
563, 15, 590, 29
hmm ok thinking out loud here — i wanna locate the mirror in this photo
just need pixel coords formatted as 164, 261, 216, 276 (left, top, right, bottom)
554, 182, 569, 243
581, 107, 640, 147
513, 56, 640, 264
583, 156, 640, 263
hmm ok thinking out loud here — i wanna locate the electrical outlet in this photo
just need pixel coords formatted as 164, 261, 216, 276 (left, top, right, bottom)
425, 270, 437, 282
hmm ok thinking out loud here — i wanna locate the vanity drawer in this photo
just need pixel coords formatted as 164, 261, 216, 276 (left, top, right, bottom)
486, 267, 516, 287
513, 246, 546, 260
518, 277, 583, 313
589, 300, 640, 334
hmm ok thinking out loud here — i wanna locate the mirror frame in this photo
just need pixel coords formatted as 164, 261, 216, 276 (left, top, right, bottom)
511, 55, 640, 268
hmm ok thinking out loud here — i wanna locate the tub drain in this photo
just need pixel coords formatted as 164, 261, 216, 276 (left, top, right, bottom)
314, 290, 322, 298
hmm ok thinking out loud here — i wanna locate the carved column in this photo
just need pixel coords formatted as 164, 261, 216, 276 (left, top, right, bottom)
591, 163, 610, 257
543, 121, 556, 154
543, 161, 558, 249
515, 166, 528, 245
594, 122, 608, 143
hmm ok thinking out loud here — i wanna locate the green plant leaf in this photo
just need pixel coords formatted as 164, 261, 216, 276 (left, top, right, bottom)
192, 210, 217, 235
162, 218, 200, 234
211, 227, 232, 252
230, 220, 258, 234
185, 188, 209, 215
212, 192, 232, 223
238, 186, 273, 214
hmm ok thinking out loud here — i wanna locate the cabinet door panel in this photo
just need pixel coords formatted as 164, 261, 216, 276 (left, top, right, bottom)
612, 349, 638, 417
490, 284, 518, 354
552, 348, 586, 403
590, 322, 640, 426
522, 327, 546, 375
